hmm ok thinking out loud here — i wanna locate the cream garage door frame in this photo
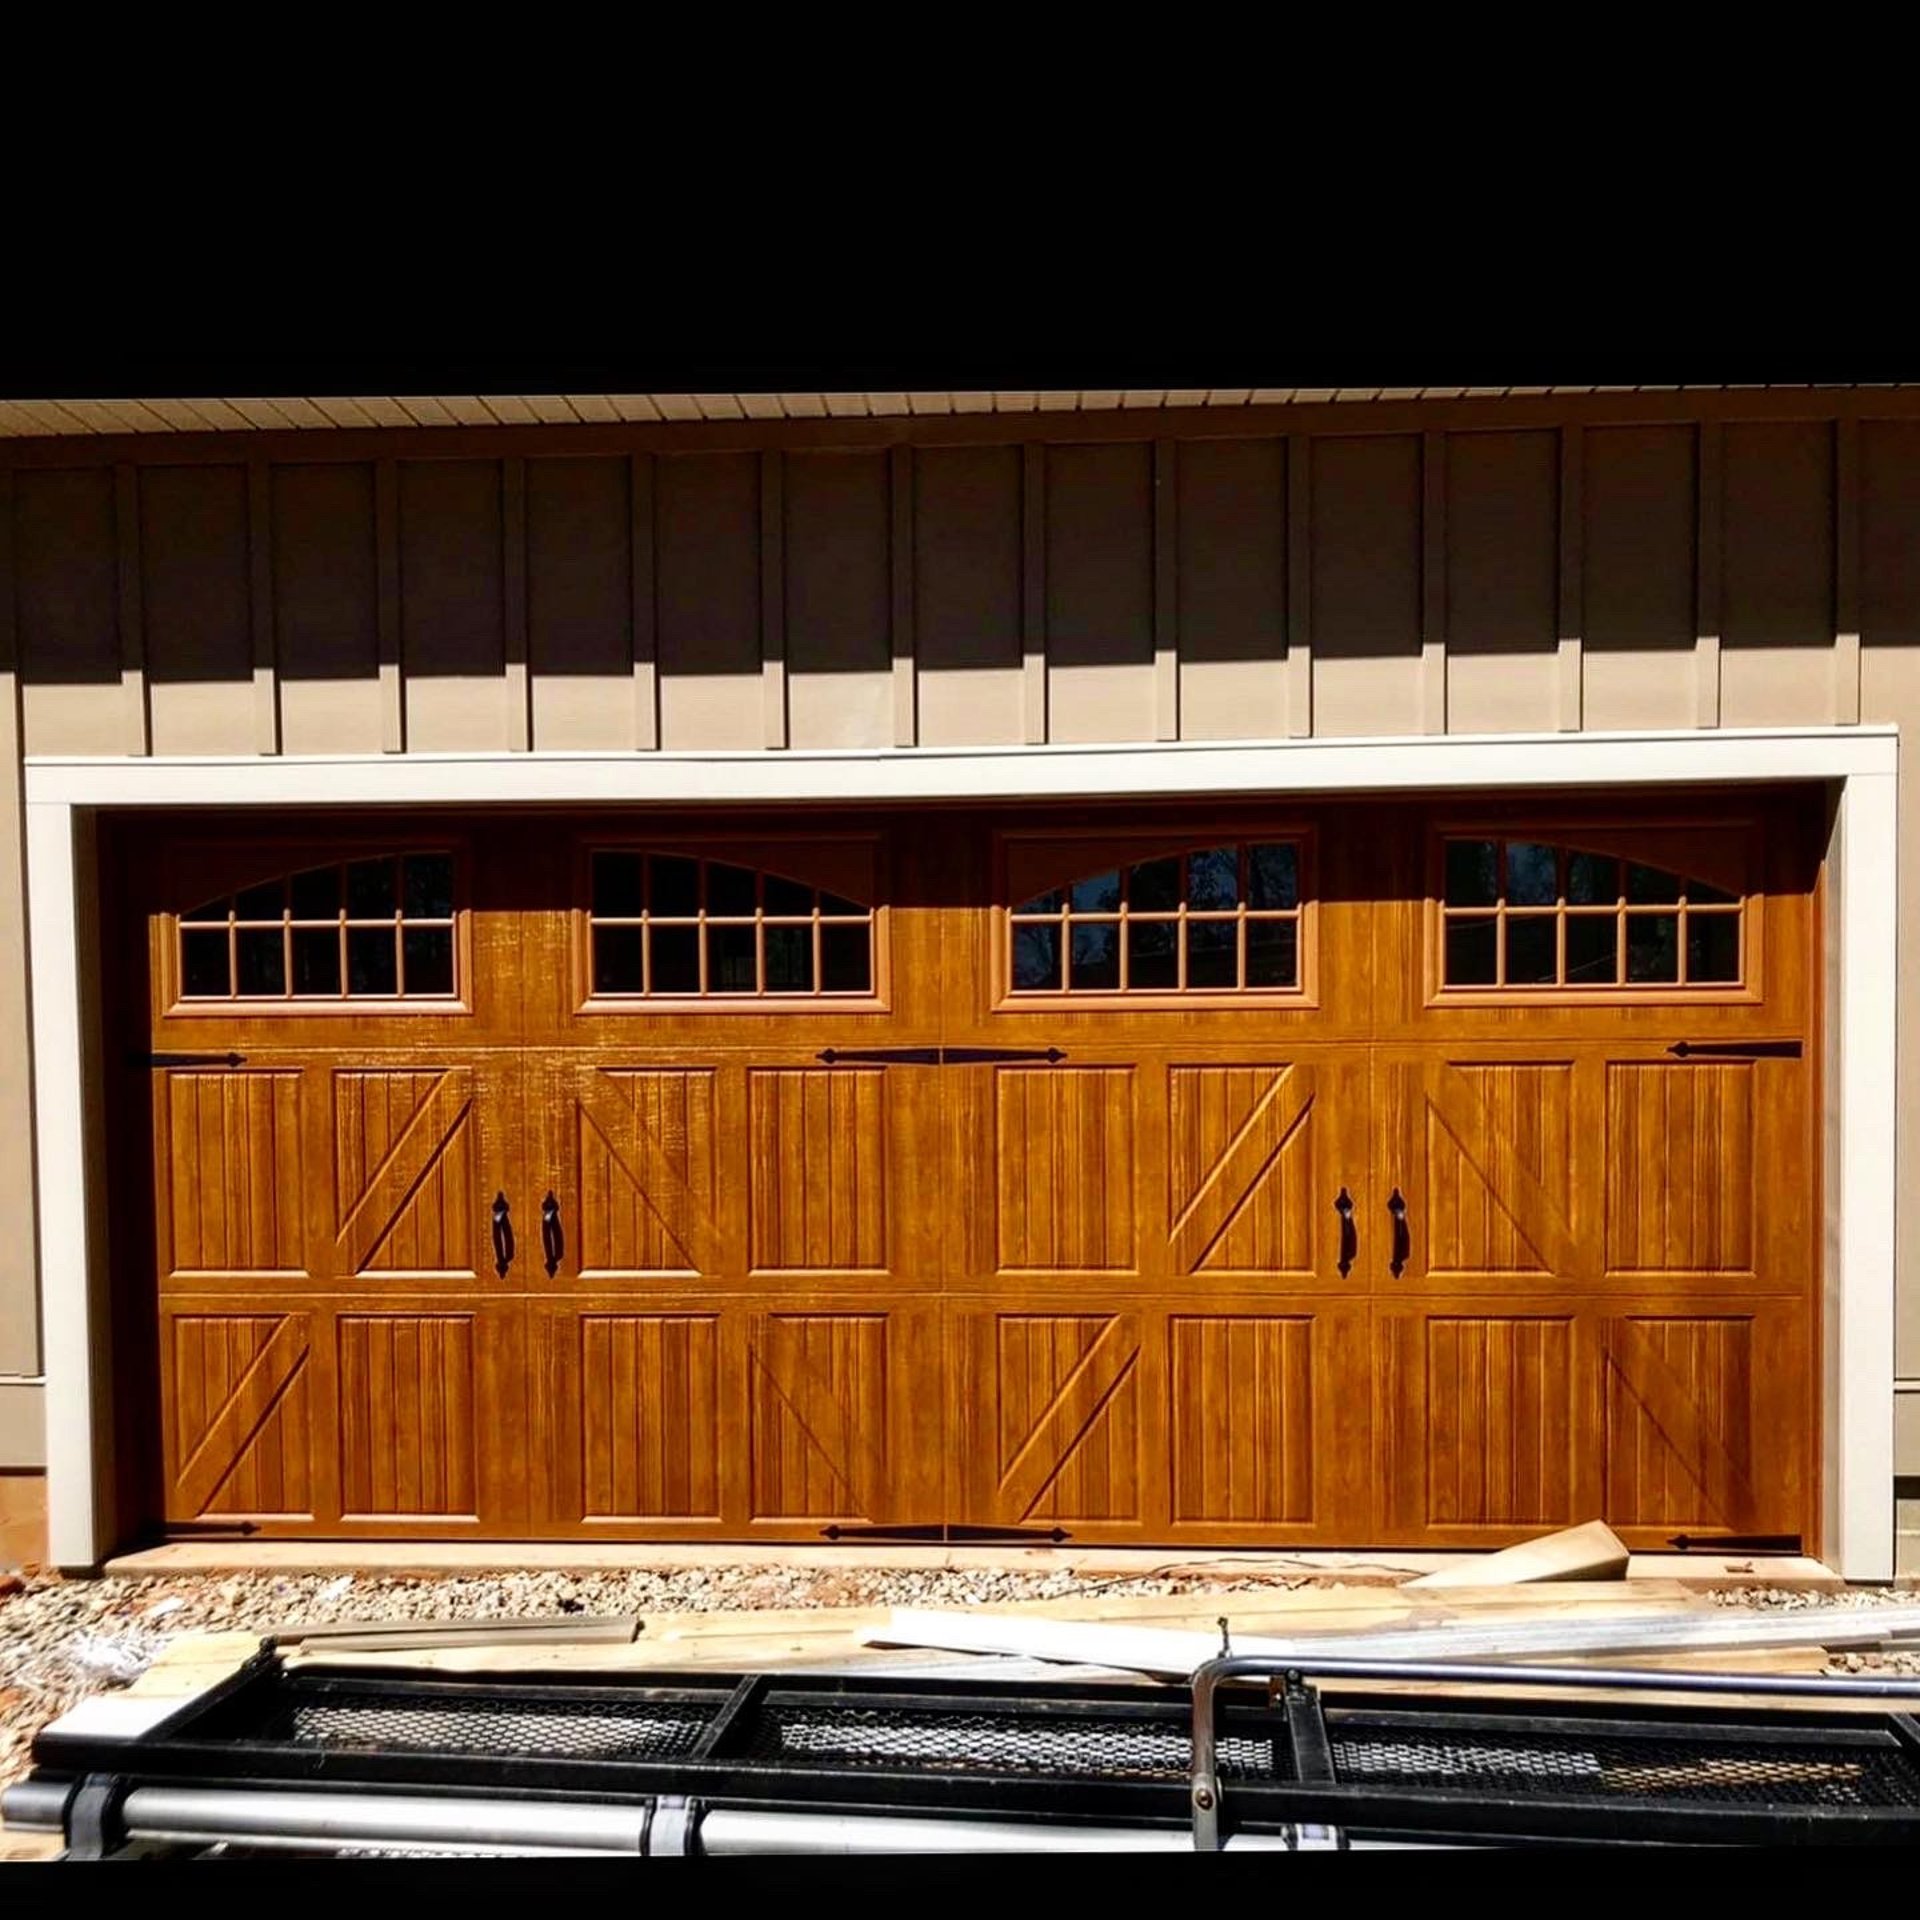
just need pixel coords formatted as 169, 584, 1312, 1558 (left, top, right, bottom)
22, 727, 1900, 1574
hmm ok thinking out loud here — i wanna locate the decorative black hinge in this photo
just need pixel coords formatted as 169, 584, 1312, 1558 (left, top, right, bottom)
1668, 1531, 1803, 1553
135, 1051, 247, 1068
1666, 1040, 1802, 1059
815, 1046, 1067, 1066
821, 1522, 1071, 1543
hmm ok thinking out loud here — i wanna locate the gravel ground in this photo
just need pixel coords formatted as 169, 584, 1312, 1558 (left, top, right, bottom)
3, 1567, 1917, 1793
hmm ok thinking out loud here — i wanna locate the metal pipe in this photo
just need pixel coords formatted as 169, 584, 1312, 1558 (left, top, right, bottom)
112, 1786, 1308, 1856
0, 1779, 74, 1831
120, 1787, 651, 1854
1187, 1652, 1920, 1851
697, 1810, 1299, 1854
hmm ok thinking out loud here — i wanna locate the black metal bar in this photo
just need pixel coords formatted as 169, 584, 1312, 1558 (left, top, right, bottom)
1666, 1040, 1803, 1059
691, 1675, 770, 1760
820, 1521, 1070, 1543
134, 1051, 246, 1068
1281, 1672, 1335, 1783
813, 1047, 1069, 1067
815, 1047, 943, 1065
1668, 1531, 1803, 1552
937, 1047, 1068, 1065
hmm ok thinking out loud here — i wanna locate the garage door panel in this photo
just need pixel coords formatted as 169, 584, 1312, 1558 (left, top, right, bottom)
1168, 1062, 1319, 1277
156, 1067, 310, 1283
1374, 1303, 1590, 1540
1604, 1061, 1756, 1277
747, 1067, 890, 1274
1600, 1303, 1808, 1539
1166, 1306, 1370, 1533
161, 1306, 315, 1521
1385, 1056, 1591, 1291
992, 1066, 1138, 1274
159, 1297, 529, 1535
952, 1305, 1146, 1529
572, 1065, 720, 1277
950, 1298, 1372, 1543
534, 1297, 945, 1537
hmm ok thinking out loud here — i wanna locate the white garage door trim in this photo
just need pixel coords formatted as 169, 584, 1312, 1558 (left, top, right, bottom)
23, 725, 1900, 1575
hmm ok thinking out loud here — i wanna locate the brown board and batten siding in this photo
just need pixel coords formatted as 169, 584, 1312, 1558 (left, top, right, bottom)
7, 396, 1920, 1459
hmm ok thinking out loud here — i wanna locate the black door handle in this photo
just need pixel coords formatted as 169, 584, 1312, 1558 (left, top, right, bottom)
491, 1192, 515, 1277
1387, 1187, 1410, 1278
1333, 1187, 1356, 1278
541, 1192, 564, 1278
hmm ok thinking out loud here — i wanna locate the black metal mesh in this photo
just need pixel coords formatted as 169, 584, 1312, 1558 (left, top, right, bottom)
254, 1688, 712, 1763
1330, 1724, 1920, 1809
745, 1702, 1287, 1781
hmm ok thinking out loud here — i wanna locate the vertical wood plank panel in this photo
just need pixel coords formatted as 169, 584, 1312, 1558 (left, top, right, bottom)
503, 457, 531, 751
783, 451, 891, 748
1420, 432, 1446, 733
1557, 424, 1583, 731
375, 458, 404, 752
1443, 430, 1559, 733
1581, 426, 1698, 730
140, 464, 254, 754
631, 453, 658, 750
1719, 420, 1836, 726
1045, 440, 1155, 743
526, 457, 637, 750
1175, 437, 1286, 740
272, 462, 383, 754
1835, 416, 1862, 725
247, 460, 280, 753
1022, 443, 1047, 743
914, 444, 1023, 746
760, 449, 787, 749
1695, 423, 1723, 727
13, 467, 125, 753
115, 464, 150, 752
1153, 439, 1178, 740
1309, 434, 1423, 736
655, 452, 761, 747
1285, 437, 1311, 737
890, 444, 916, 746
398, 460, 510, 750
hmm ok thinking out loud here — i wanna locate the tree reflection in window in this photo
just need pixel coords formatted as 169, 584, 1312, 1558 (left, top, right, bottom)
1440, 839, 1742, 989
587, 852, 874, 997
1009, 842, 1303, 994
178, 854, 458, 1000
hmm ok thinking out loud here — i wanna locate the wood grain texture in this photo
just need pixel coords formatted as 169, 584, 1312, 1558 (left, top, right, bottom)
748, 1068, 888, 1272
1168, 1315, 1315, 1524
166, 1311, 312, 1517
128, 794, 1816, 1547
337, 1312, 478, 1516
576, 1313, 721, 1520
994, 1066, 1136, 1271
164, 1070, 305, 1274
1167, 1064, 1315, 1275
575, 1068, 716, 1275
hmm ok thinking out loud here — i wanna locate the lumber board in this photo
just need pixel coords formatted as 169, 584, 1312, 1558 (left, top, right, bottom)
864, 1602, 1920, 1676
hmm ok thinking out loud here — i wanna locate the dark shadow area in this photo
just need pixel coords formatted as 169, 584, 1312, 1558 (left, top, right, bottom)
400, 460, 505, 677
274, 463, 380, 683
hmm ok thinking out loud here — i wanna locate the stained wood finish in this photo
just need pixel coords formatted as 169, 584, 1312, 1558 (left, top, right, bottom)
130, 792, 1819, 1547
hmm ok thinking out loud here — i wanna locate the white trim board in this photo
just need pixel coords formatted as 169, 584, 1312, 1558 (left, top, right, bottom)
21, 727, 1900, 1574
21, 723, 1900, 808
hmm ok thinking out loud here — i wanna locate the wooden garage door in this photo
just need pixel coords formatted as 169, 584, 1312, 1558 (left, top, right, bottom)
135, 796, 1819, 1548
